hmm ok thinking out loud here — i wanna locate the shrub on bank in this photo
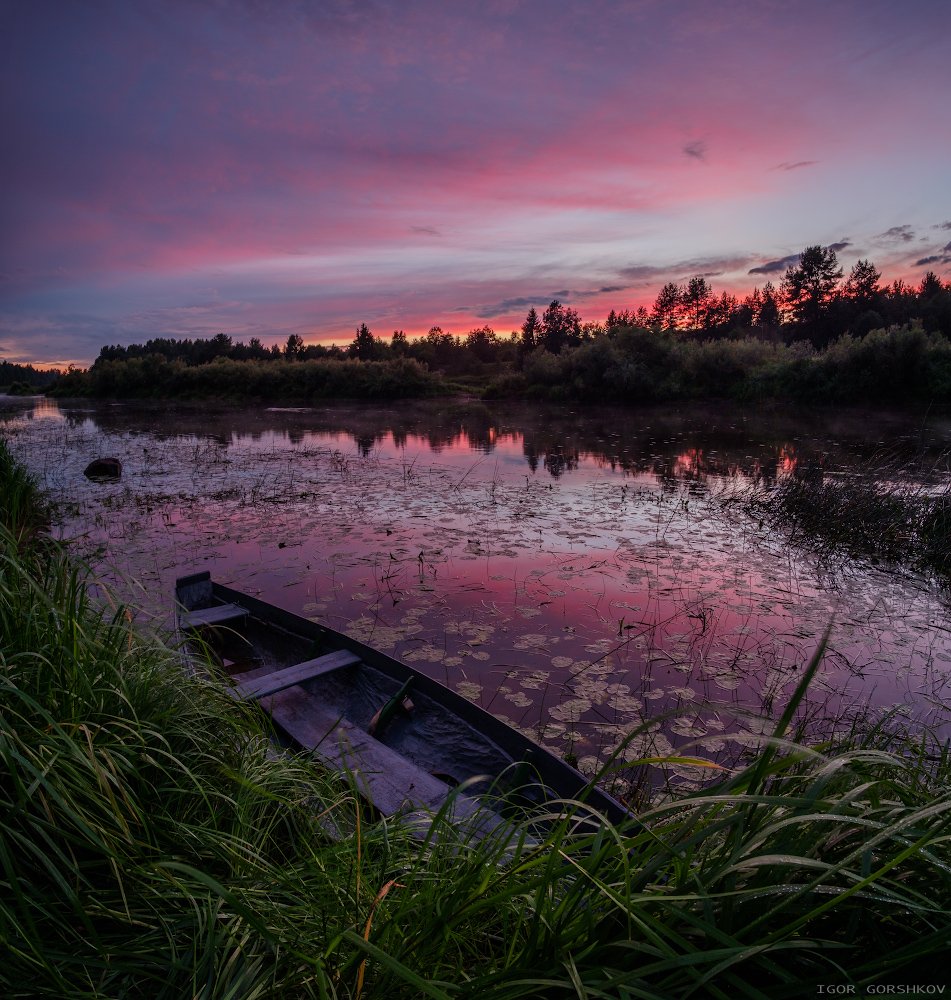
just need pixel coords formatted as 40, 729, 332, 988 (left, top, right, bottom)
506, 323, 951, 406
51, 355, 446, 401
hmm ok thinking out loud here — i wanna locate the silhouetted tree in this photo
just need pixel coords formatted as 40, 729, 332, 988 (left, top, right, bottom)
781, 245, 843, 331
418, 325, 460, 367
520, 307, 541, 350
736, 289, 758, 329
0, 360, 60, 388
680, 276, 712, 330
230, 336, 272, 361
247, 337, 269, 359
539, 300, 581, 354
606, 308, 640, 330
838, 259, 884, 335
301, 343, 334, 360
920, 271, 944, 299
918, 272, 951, 336
705, 291, 739, 333
349, 323, 382, 360
210, 333, 233, 358
758, 282, 781, 329
580, 321, 603, 341
464, 325, 499, 362
391, 330, 408, 355
284, 333, 304, 359
844, 259, 881, 306
651, 282, 681, 330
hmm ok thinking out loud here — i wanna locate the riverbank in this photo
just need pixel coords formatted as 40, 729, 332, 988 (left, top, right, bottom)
47, 324, 951, 409
2, 438, 951, 993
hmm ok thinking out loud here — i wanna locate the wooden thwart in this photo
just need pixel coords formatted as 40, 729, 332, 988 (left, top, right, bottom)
262, 684, 505, 835
180, 602, 249, 629
265, 684, 452, 815
254, 682, 525, 843
232, 649, 361, 701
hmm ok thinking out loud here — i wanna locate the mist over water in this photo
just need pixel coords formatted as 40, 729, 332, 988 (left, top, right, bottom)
4, 395, 950, 788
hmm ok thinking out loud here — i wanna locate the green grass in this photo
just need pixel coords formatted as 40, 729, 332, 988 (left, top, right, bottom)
0, 440, 50, 547
2, 437, 951, 996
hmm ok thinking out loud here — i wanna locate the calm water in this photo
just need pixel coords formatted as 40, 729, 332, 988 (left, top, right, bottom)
4, 395, 951, 789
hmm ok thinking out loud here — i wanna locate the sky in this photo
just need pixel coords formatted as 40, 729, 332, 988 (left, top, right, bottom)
2, 0, 951, 368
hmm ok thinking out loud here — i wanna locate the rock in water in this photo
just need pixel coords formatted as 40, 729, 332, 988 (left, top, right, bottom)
83, 457, 122, 481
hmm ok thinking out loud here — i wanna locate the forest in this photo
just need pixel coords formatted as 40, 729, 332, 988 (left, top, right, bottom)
47, 248, 951, 406
0, 360, 62, 394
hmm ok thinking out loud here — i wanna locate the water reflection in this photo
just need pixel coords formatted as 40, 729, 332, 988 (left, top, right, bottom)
28, 396, 951, 490
0, 394, 65, 421
3, 395, 950, 786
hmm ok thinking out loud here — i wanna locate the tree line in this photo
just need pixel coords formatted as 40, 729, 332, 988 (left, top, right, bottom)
0, 360, 62, 393
48, 244, 951, 405
623, 250, 949, 347
89, 247, 950, 377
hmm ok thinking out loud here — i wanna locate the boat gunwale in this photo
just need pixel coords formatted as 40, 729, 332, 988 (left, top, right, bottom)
175, 574, 631, 825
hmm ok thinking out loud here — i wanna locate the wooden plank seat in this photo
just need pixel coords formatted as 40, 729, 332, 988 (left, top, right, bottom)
263, 684, 495, 825
180, 602, 249, 630
232, 649, 361, 701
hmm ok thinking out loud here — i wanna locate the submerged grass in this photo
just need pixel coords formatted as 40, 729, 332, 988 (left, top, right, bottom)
2, 437, 951, 996
755, 453, 951, 580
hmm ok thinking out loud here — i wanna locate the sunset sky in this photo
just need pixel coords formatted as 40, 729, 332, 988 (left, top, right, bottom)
3, 0, 951, 367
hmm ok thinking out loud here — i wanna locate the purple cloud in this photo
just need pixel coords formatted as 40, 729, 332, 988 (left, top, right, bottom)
749, 254, 801, 275
878, 225, 915, 243
773, 160, 818, 171
683, 139, 708, 161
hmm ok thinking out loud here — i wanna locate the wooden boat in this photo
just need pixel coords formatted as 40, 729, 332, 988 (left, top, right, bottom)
175, 571, 630, 830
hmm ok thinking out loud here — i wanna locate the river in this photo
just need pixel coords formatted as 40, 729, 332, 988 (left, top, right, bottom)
4, 395, 950, 794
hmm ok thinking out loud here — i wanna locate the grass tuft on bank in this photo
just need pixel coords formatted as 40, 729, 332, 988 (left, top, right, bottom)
2, 437, 950, 996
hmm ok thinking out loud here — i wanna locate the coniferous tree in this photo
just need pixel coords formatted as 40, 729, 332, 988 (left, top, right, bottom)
284, 333, 304, 359
844, 259, 882, 307
349, 324, 379, 360
680, 276, 712, 330
920, 271, 944, 299
781, 245, 843, 336
758, 282, 781, 329
651, 282, 681, 329
520, 308, 540, 350
391, 330, 408, 355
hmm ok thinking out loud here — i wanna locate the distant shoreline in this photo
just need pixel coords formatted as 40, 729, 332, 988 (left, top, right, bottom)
42, 323, 951, 410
